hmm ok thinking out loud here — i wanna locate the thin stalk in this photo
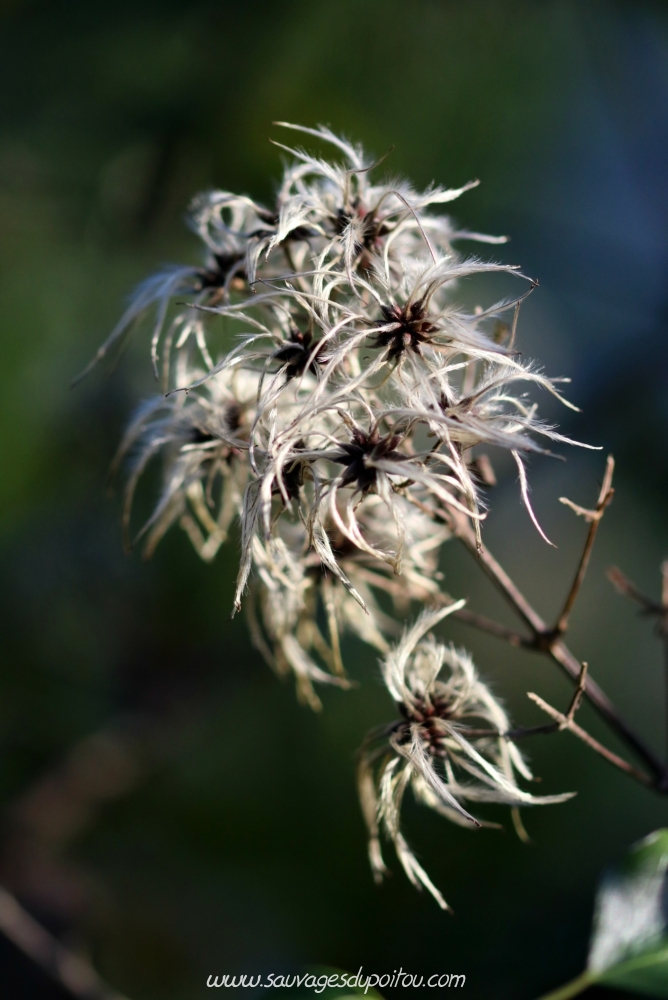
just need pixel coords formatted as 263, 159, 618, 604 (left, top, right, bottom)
555, 455, 615, 635
0, 885, 130, 999
534, 970, 593, 1000
664, 635, 668, 764
450, 606, 529, 647
608, 561, 668, 764
528, 690, 653, 787
449, 510, 668, 790
662, 560, 668, 762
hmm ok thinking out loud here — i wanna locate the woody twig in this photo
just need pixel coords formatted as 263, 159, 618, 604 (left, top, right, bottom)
444, 456, 668, 791
527, 663, 652, 787
0, 884, 130, 1000
608, 559, 668, 760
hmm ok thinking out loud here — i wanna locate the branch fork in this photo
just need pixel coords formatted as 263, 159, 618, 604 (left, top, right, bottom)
447, 455, 668, 792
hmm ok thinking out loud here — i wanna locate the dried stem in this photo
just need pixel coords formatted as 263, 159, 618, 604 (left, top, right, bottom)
528, 661, 653, 788
473, 667, 599, 744
565, 660, 589, 723
450, 606, 529, 648
464, 722, 559, 740
608, 559, 668, 762
663, 561, 668, 763
0, 885, 130, 1000
607, 566, 664, 615
442, 457, 668, 791
555, 455, 615, 635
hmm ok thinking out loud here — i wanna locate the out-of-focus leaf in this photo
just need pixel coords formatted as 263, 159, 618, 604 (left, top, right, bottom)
537, 831, 668, 999
587, 829, 668, 995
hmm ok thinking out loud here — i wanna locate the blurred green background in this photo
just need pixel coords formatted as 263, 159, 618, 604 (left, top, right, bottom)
1, 1, 668, 997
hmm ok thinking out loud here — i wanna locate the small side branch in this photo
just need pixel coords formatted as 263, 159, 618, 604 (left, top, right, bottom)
463, 722, 559, 740
608, 560, 668, 762
0, 885, 130, 1000
564, 660, 589, 723
555, 454, 615, 635
527, 662, 653, 788
450, 607, 530, 648
443, 456, 668, 792
607, 565, 664, 616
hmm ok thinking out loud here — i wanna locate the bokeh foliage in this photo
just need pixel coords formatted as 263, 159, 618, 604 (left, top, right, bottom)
1, 1, 668, 998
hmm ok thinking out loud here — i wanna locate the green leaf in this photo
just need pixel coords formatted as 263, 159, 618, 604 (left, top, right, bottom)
587, 829, 668, 996
536, 831, 668, 1000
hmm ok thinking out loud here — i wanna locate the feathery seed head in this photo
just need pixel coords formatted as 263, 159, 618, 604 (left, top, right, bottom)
82, 124, 585, 909
358, 607, 574, 909
88, 122, 588, 702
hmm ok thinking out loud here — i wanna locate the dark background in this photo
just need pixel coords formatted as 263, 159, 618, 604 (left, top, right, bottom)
1, 1, 668, 997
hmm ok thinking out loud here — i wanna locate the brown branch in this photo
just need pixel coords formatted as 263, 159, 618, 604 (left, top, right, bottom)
507, 722, 560, 739
444, 481, 668, 790
664, 562, 668, 765
554, 455, 615, 635
547, 640, 665, 783
527, 660, 653, 789
464, 722, 559, 740
608, 562, 668, 633
607, 566, 664, 616
450, 607, 530, 648
0, 885, 130, 1000
452, 513, 544, 632
608, 560, 668, 761
565, 661, 589, 723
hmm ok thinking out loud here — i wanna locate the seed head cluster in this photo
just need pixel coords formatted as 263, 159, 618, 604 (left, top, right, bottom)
87, 124, 583, 906
358, 606, 574, 909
